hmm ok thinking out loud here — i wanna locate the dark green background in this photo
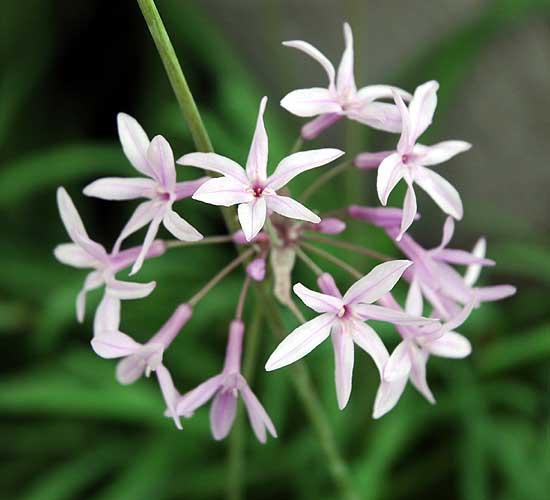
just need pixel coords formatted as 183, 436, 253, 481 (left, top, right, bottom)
1, 1, 549, 499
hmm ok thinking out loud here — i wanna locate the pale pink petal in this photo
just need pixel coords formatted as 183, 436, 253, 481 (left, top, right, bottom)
405, 278, 423, 317
336, 23, 356, 95
372, 377, 408, 419
434, 216, 455, 252
384, 341, 412, 382
147, 135, 176, 190
408, 80, 439, 143
434, 261, 473, 304
348, 102, 403, 133
105, 277, 156, 300
317, 272, 342, 298
426, 332, 471, 358
355, 85, 412, 103
174, 177, 209, 200
163, 210, 203, 241
417, 140, 471, 166
113, 200, 157, 253
266, 195, 320, 224
116, 355, 147, 385
436, 249, 495, 267
440, 299, 474, 334
376, 153, 404, 205
54, 243, 96, 268
301, 113, 342, 140
349, 320, 389, 375
70, 230, 109, 265
237, 198, 267, 241
355, 304, 437, 326
156, 364, 182, 430
93, 293, 121, 334
393, 90, 413, 154
91, 330, 141, 358
267, 148, 344, 191
293, 283, 342, 314
57, 187, 90, 243
117, 113, 151, 176
396, 183, 417, 240
280, 88, 341, 117
240, 382, 277, 443
354, 150, 393, 170
265, 313, 334, 371
464, 238, 486, 286
110, 240, 166, 272
83, 177, 157, 200
475, 285, 516, 302
245, 97, 269, 182
343, 260, 412, 305
282, 40, 335, 87
210, 390, 237, 440
130, 211, 165, 275
408, 345, 435, 403
331, 324, 355, 409
176, 374, 224, 415
76, 271, 104, 323
192, 176, 253, 207
177, 152, 248, 184
414, 166, 463, 219
347, 205, 419, 229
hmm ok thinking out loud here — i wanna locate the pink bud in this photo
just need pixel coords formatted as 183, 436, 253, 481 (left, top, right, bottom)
246, 257, 266, 281
348, 205, 420, 228
233, 230, 268, 245
313, 218, 346, 235
317, 272, 342, 297
354, 151, 393, 169
301, 113, 342, 140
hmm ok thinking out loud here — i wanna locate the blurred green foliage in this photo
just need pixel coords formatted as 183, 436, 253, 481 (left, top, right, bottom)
1, 0, 549, 499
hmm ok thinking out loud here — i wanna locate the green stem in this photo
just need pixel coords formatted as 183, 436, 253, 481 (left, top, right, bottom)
136, 3, 358, 499
304, 233, 393, 262
300, 160, 352, 202
300, 242, 363, 280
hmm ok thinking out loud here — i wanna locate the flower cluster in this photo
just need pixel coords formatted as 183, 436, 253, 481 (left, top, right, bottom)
55, 23, 515, 442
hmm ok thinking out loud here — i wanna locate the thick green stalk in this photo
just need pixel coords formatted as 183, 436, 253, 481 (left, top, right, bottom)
135, 2, 359, 499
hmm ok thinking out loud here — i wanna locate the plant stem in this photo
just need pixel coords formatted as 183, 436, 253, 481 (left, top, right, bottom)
188, 249, 254, 306
300, 242, 363, 280
235, 275, 251, 320
290, 136, 304, 154
300, 160, 352, 202
304, 234, 393, 262
165, 235, 233, 248
295, 247, 323, 276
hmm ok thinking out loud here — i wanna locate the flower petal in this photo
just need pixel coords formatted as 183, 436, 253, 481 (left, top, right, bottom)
56, 187, 90, 243
293, 283, 342, 314
405, 278, 423, 317
348, 102, 403, 133
349, 320, 389, 375
117, 113, 151, 176
355, 304, 436, 326
210, 390, 237, 440
91, 330, 141, 358
163, 210, 203, 241
393, 90, 413, 154
414, 166, 463, 219
376, 153, 404, 205
192, 176, 253, 207
282, 40, 335, 87
245, 97, 269, 182
76, 271, 104, 322
176, 374, 224, 416
147, 135, 176, 189
384, 341, 412, 381
157, 364, 182, 430
355, 85, 412, 103
105, 277, 156, 300
417, 140, 471, 166
129, 211, 165, 275
434, 216, 455, 253
237, 198, 267, 242
331, 324, 355, 409
426, 332, 472, 358
116, 355, 147, 385
408, 80, 439, 143
409, 345, 435, 403
396, 183, 417, 240
475, 285, 516, 302
93, 293, 121, 335
240, 381, 277, 443
317, 272, 342, 298
336, 23, 356, 95
174, 177, 209, 200
280, 88, 341, 117
464, 238, 486, 286
343, 260, 412, 305
266, 195, 320, 224
265, 313, 334, 371
54, 243, 96, 268
267, 148, 344, 191
177, 152, 248, 184
83, 177, 157, 200
112, 200, 157, 253
372, 377, 408, 419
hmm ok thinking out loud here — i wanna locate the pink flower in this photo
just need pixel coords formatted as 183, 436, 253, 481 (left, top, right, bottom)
265, 262, 438, 409
173, 320, 277, 443
84, 113, 205, 274
54, 187, 159, 331
280, 23, 411, 139
373, 293, 474, 418
178, 97, 343, 241
91, 304, 193, 429
246, 257, 266, 281
376, 81, 471, 239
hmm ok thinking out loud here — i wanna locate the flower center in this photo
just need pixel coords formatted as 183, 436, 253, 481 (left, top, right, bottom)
337, 304, 351, 319
252, 184, 264, 198
402, 154, 410, 164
